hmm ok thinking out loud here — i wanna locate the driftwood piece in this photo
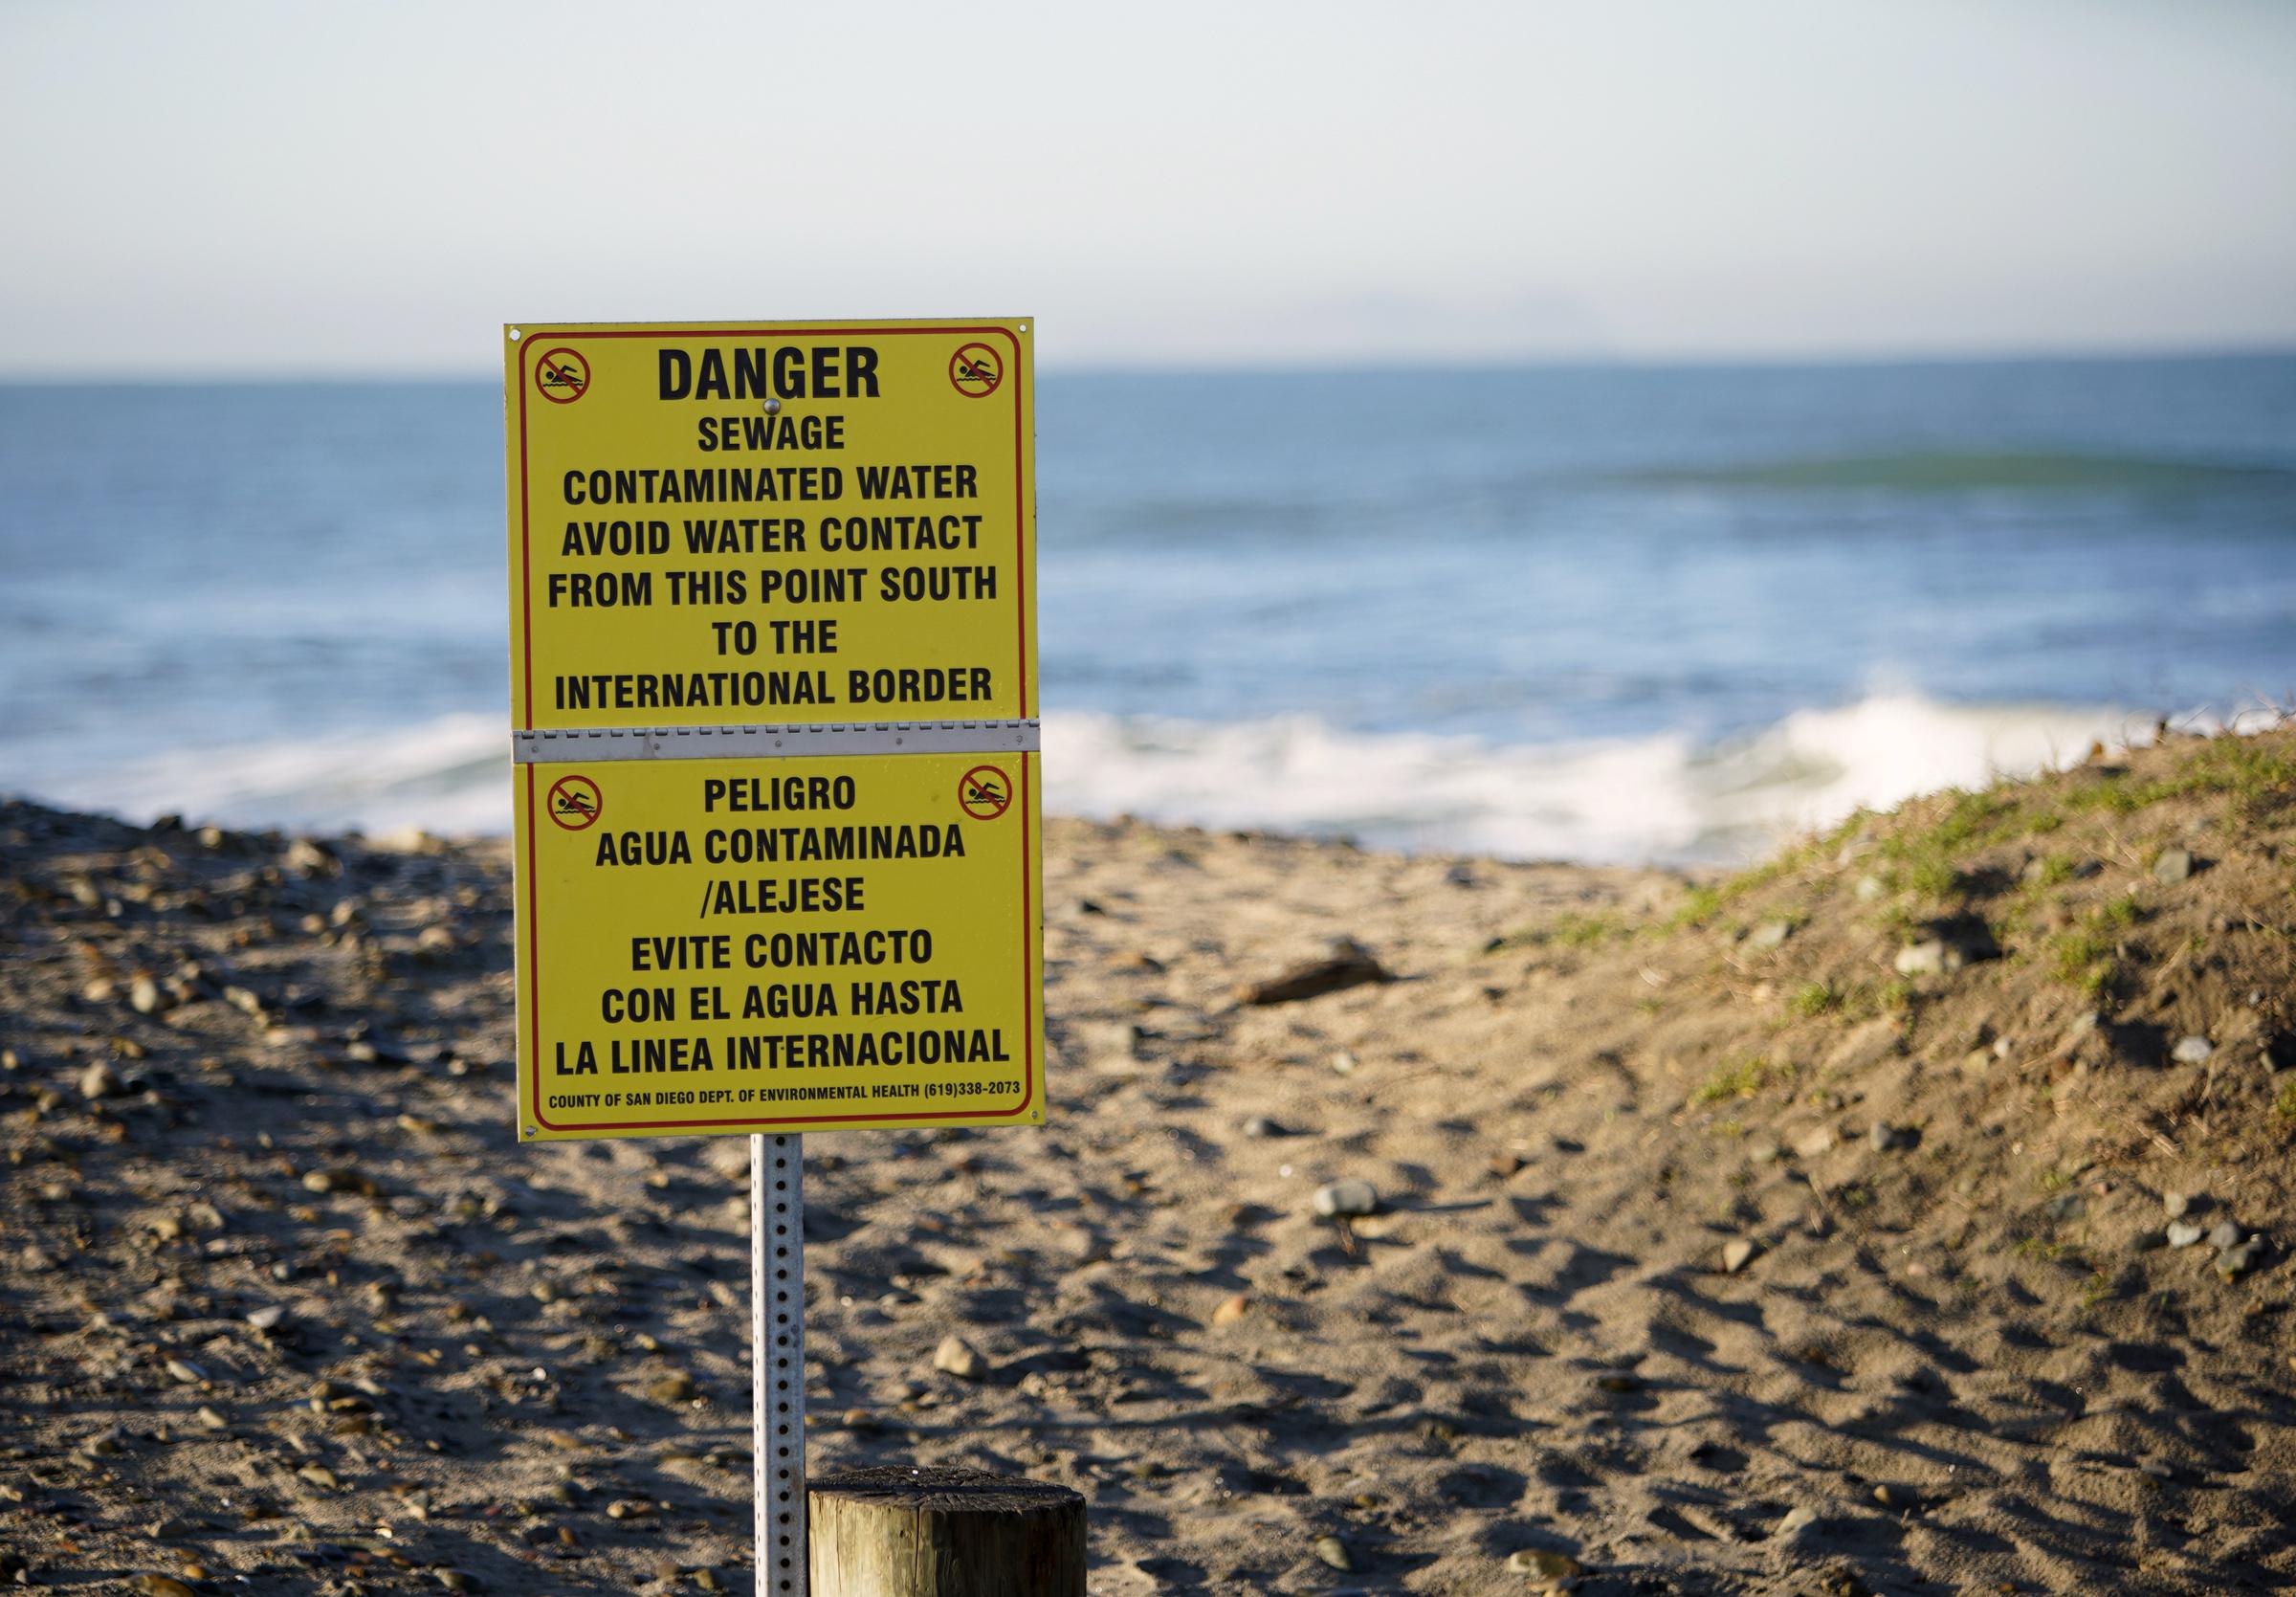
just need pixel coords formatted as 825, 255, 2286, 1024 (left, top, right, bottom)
808, 1466, 1086, 1596
1240, 937, 1392, 1006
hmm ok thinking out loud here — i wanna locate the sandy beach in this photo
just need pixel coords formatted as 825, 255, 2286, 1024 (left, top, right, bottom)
2, 726, 2293, 1595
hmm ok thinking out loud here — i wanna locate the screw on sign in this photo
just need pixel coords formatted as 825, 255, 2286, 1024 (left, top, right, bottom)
958, 765, 1013, 821
949, 343, 1003, 398
546, 774, 603, 830
535, 346, 591, 403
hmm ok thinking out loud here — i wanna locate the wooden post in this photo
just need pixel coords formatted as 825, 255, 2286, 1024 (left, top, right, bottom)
808, 1466, 1087, 1596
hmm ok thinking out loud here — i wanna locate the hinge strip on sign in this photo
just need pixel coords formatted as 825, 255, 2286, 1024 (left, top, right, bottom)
513, 719, 1040, 764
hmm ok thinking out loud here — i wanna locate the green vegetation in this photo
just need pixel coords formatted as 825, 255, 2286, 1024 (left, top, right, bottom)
1875, 978, 1917, 1015
1875, 787, 2026, 903
1903, 855, 1965, 899
1689, 1055, 1781, 1106
2024, 854, 2076, 889
2062, 735, 2296, 825
1489, 735, 2286, 1048
2045, 894, 2142, 994
1663, 834, 1838, 933
1787, 980, 1844, 1019
1485, 908, 1633, 954
2276, 1079, 2296, 1121
1839, 734, 2290, 928
1546, 911, 1630, 948
1666, 882, 1729, 931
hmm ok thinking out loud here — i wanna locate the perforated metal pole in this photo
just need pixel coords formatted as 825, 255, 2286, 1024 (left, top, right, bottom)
752, 1133, 806, 1595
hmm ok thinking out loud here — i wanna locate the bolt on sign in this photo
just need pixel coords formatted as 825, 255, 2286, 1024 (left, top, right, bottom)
503, 320, 1043, 1141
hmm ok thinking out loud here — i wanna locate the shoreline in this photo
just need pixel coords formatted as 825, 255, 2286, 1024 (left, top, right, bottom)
16, 692, 2285, 873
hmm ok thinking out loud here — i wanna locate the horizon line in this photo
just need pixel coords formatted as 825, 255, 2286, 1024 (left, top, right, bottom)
4, 339, 2296, 388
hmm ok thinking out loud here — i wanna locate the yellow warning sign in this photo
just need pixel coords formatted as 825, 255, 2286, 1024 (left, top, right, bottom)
513, 751, 1045, 1140
503, 320, 1037, 732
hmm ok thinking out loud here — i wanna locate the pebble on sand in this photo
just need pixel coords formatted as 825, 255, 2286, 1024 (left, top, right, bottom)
645, 1371, 696, 1404
1722, 1238, 1759, 1275
1313, 1535, 1354, 1571
2219, 1236, 2266, 1280
2172, 1035, 2214, 1065
933, 1334, 985, 1380
2152, 847, 2194, 883
1312, 1178, 1380, 1217
1506, 1547, 1586, 1580
1892, 942, 1961, 977
1210, 1293, 1250, 1326
1793, 1125, 1840, 1158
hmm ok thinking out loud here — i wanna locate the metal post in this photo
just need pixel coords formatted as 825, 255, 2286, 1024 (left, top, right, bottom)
752, 1132, 806, 1594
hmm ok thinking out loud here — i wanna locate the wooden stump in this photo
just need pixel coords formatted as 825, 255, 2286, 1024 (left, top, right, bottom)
808, 1466, 1086, 1596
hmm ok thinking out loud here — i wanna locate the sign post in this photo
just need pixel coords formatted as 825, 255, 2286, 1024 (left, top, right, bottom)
502, 320, 1045, 1593
753, 1133, 806, 1594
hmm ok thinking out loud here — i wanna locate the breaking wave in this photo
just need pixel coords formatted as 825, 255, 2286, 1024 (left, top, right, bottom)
18, 694, 2283, 865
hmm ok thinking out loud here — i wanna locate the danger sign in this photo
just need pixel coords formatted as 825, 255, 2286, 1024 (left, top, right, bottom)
513, 749, 1045, 1140
504, 316, 1045, 1144
502, 320, 1036, 736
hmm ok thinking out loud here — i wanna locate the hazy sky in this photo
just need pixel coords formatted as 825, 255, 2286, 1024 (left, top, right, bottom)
4, 0, 2293, 374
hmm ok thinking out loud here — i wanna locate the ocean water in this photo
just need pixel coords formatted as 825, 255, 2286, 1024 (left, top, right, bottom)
4, 355, 2294, 863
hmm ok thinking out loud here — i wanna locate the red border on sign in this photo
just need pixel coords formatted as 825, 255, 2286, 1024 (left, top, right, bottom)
514, 325, 1031, 734
522, 757, 1038, 1133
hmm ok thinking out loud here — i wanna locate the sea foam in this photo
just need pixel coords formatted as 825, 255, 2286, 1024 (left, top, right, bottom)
18, 694, 2278, 866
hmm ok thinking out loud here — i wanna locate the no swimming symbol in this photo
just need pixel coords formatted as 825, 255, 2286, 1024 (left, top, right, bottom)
958, 765, 1012, 821
949, 343, 1002, 398
536, 347, 590, 404
546, 774, 602, 830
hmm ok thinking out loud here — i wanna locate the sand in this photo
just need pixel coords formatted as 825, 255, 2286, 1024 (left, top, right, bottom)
2, 726, 2293, 1594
